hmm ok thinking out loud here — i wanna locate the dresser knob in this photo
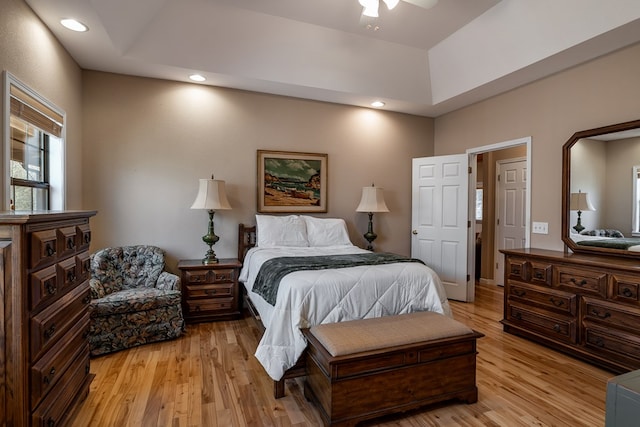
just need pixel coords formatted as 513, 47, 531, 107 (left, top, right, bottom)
553, 324, 561, 332
623, 287, 634, 298
549, 297, 564, 307
44, 324, 56, 340
513, 289, 526, 297
67, 238, 75, 249
45, 243, 55, 257
570, 277, 587, 286
46, 282, 57, 295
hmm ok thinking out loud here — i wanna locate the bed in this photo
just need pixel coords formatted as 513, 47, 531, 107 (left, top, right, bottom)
238, 215, 451, 397
571, 230, 640, 252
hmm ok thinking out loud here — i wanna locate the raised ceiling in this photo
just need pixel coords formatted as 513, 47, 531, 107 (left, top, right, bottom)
25, 0, 640, 117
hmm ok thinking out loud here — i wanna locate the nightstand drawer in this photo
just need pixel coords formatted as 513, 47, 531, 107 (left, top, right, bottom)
186, 283, 234, 299
187, 297, 235, 313
185, 268, 236, 284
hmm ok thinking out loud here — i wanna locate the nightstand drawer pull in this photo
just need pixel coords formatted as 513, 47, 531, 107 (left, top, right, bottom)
553, 324, 561, 332
534, 271, 544, 279
590, 308, 611, 319
513, 289, 526, 297
207, 289, 217, 295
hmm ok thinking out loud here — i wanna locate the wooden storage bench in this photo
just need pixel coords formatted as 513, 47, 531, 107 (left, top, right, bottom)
303, 311, 484, 427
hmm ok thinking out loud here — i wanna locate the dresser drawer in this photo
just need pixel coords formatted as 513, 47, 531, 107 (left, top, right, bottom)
76, 223, 91, 251
30, 265, 59, 312
610, 273, 640, 305
582, 297, 640, 333
583, 324, 640, 369
554, 266, 607, 297
507, 303, 577, 344
57, 226, 77, 259
506, 258, 528, 281
506, 258, 552, 286
77, 251, 91, 282
186, 283, 234, 299
186, 297, 235, 314
31, 313, 89, 407
30, 229, 58, 269
32, 350, 90, 427
507, 282, 576, 315
185, 268, 236, 284
31, 283, 90, 360
57, 256, 78, 292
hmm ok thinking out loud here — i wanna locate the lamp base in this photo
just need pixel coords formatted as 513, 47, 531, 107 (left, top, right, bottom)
201, 210, 220, 264
202, 251, 219, 264
363, 212, 377, 251
573, 210, 585, 233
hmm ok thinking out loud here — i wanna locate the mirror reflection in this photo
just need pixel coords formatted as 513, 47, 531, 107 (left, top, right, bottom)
564, 121, 640, 255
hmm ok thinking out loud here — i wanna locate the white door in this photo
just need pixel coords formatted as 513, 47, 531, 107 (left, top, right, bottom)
411, 154, 470, 301
495, 158, 527, 286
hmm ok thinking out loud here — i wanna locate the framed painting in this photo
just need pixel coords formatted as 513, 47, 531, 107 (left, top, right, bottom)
257, 150, 328, 213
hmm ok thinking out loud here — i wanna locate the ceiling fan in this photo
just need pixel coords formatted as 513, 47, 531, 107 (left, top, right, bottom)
358, 0, 438, 18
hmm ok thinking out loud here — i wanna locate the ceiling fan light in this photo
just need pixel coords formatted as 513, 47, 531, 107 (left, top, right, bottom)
382, 0, 400, 10
362, 4, 379, 17
359, 0, 379, 8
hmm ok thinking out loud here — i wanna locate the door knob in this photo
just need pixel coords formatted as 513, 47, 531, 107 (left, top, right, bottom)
412, 230, 418, 235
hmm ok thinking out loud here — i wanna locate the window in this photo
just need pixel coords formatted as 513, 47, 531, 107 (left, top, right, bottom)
5, 73, 65, 210
475, 185, 483, 221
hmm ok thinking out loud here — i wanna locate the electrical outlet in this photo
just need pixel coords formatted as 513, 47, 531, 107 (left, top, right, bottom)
532, 221, 548, 234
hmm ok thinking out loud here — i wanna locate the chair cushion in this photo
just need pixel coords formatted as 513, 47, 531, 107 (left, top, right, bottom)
90, 288, 182, 317
91, 245, 167, 292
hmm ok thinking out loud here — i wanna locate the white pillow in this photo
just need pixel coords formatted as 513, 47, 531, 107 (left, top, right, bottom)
302, 216, 352, 247
255, 214, 308, 247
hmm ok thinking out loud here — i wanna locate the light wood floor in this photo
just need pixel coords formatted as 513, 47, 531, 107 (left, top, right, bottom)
72, 283, 612, 426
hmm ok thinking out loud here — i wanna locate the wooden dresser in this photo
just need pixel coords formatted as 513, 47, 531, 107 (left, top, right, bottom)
178, 258, 242, 323
501, 248, 640, 374
0, 211, 96, 426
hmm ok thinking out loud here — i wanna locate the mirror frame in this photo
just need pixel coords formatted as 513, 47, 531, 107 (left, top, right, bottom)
562, 118, 640, 258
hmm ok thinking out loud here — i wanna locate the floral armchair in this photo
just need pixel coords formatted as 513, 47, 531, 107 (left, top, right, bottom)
88, 245, 185, 356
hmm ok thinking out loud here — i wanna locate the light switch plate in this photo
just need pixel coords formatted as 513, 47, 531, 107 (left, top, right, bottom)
532, 222, 548, 234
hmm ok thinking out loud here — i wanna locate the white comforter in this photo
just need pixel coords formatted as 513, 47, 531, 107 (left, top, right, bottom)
239, 245, 451, 380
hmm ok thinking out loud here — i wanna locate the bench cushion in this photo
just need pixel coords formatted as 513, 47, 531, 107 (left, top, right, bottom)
309, 311, 473, 356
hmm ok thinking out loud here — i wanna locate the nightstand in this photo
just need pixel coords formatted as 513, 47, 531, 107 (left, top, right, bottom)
178, 258, 242, 323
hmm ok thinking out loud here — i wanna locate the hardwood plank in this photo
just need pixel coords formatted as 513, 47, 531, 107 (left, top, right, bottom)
72, 283, 611, 426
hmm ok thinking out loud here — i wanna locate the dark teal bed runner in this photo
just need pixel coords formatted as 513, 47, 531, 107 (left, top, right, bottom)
252, 253, 424, 305
576, 238, 640, 250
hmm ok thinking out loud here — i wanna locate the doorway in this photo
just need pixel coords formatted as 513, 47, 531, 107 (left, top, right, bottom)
468, 138, 531, 288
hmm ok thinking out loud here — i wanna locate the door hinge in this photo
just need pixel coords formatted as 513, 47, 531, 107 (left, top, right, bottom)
498, 174, 501, 181
497, 218, 500, 225
467, 274, 471, 282
496, 262, 499, 269
467, 220, 471, 228
468, 166, 472, 174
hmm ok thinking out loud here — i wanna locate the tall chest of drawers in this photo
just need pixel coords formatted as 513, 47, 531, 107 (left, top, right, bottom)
501, 248, 640, 374
0, 211, 97, 426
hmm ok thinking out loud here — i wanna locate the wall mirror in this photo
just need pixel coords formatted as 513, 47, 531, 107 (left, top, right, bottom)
562, 119, 640, 258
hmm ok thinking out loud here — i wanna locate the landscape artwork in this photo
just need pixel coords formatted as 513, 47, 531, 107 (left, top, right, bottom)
257, 150, 327, 213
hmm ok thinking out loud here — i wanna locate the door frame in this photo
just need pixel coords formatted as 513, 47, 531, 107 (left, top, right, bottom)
466, 137, 532, 291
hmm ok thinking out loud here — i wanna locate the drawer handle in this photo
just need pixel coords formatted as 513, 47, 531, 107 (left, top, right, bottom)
594, 337, 605, 348
513, 289, 526, 297
44, 324, 56, 340
206, 289, 217, 295
534, 271, 544, 280
46, 281, 57, 295
194, 306, 201, 311
549, 297, 565, 307
67, 270, 76, 282
552, 324, 561, 332
83, 295, 91, 304
570, 277, 588, 286
84, 260, 91, 271
67, 238, 75, 249
590, 308, 611, 319
623, 287, 634, 298
43, 367, 56, 385
85, 232, 91, 244
513, 312, 522, 320
45, 243, 56, 257
511, 266, 521, 275
47, 417, 55, 427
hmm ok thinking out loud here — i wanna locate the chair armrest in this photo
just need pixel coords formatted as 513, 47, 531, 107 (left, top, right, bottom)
157, 271, 181, 291
89, 278, 106, 299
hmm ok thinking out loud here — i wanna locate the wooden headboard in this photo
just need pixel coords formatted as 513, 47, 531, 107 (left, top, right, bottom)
238, 223, 256, 263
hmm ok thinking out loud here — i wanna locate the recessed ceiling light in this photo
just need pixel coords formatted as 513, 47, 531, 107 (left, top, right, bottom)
60, 19, 88, 32
371, 101, 385, 108
189, 74, 206, 82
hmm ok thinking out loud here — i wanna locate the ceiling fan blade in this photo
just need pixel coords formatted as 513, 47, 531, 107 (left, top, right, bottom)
402, 0, 438, 9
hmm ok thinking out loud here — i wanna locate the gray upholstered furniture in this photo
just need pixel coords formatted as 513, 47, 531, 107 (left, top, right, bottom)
88, 245, 185, 356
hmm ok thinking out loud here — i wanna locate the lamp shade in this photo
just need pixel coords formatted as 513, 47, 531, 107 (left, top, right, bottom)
569, 191, 595, 212
356, 186, 390, 213
190, 178, 232, 211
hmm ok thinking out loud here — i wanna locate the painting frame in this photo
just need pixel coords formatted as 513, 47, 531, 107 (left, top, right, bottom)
257, 150, 328, 213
